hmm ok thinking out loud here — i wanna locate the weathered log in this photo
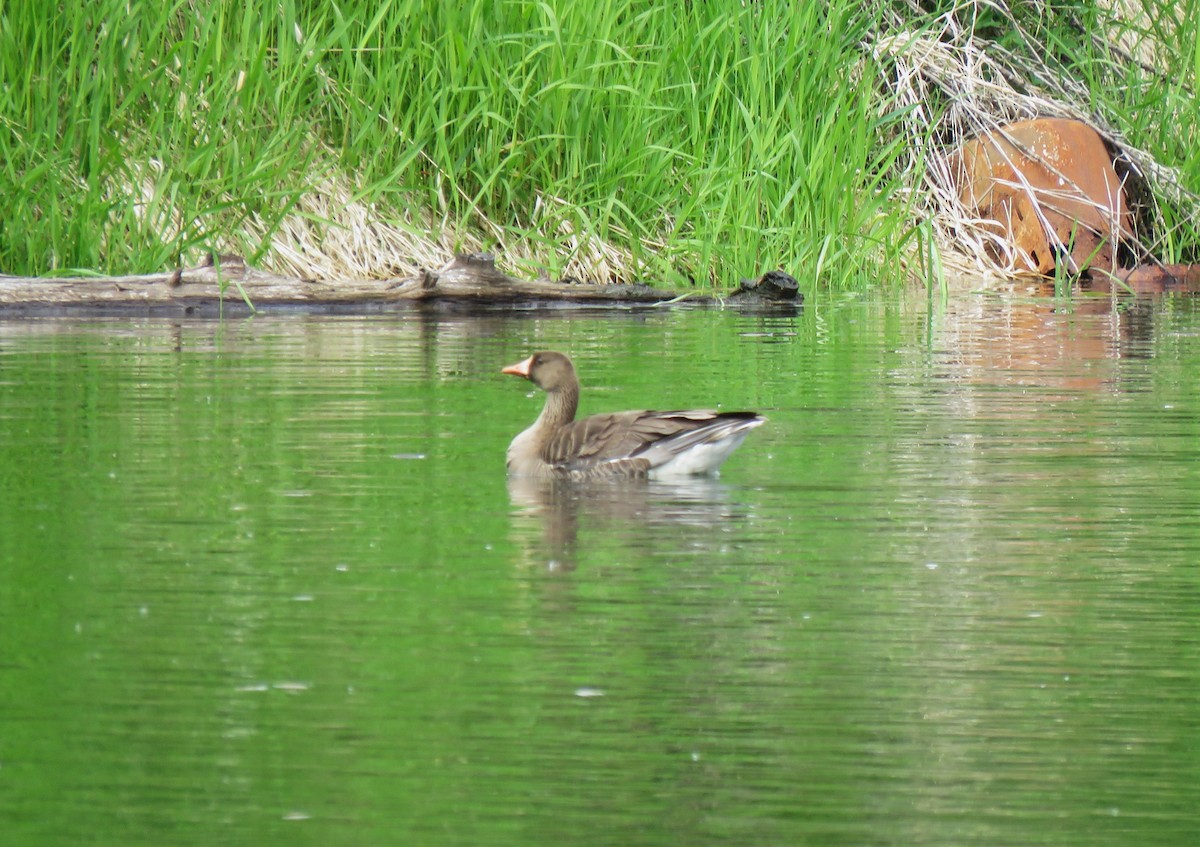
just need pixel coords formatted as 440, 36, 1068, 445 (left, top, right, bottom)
0, 253, 671, 310
391, 253, 667, 303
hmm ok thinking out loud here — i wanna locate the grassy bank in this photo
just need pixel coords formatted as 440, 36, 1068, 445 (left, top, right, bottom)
0, 0, 1197, 289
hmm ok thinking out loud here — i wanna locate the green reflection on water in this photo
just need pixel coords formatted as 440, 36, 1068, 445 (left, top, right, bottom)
1, 299, 1199, 846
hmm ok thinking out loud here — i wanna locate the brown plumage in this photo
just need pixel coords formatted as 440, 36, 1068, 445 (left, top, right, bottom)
502, 351, 764, 479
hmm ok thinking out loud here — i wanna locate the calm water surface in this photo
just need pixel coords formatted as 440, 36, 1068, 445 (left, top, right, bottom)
2, 293, 1199, 846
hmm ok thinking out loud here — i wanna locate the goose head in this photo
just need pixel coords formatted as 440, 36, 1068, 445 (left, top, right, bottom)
501, 351, 577, 393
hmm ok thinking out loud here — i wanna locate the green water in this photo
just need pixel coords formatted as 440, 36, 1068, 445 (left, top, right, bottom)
2, 295, 1199, 846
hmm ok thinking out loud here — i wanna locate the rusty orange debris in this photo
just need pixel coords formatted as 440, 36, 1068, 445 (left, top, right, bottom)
948, 117, 1134, 275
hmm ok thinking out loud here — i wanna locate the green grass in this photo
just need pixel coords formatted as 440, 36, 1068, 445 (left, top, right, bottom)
0, 0, 1196, 288
0, 0, 913, 287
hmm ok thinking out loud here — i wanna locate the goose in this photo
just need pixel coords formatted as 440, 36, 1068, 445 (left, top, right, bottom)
502, 351, 764, 479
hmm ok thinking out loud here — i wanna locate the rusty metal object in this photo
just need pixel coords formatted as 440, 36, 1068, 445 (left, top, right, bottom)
948, 118, 1134, 275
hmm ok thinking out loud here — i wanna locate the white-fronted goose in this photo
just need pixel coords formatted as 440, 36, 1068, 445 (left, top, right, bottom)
502, 351, 765, 479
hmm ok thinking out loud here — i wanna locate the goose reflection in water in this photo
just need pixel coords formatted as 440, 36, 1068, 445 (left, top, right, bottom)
507, 474, 750, 572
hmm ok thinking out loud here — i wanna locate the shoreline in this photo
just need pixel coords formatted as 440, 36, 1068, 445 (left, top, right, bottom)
3, 252, 1197, 317
0, 254, 804, 315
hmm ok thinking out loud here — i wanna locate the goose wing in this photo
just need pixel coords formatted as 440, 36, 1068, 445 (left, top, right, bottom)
542, 410, 761, 475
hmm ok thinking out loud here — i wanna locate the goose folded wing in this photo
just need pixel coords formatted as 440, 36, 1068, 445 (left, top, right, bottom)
541, 410, 732, 469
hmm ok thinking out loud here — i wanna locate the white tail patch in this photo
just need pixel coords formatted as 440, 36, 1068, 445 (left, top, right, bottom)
646, 418, 764, 478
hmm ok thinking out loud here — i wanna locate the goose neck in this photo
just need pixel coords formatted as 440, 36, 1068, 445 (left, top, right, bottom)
538, 384, 578, 430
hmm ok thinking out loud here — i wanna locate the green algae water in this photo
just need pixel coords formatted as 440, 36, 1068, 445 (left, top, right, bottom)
2, 295, 1199, 846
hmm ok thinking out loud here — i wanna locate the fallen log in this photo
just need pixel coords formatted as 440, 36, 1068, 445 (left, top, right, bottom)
401, 253, 669, 304
0, 253, 804, 313
0, 253, 668, 310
